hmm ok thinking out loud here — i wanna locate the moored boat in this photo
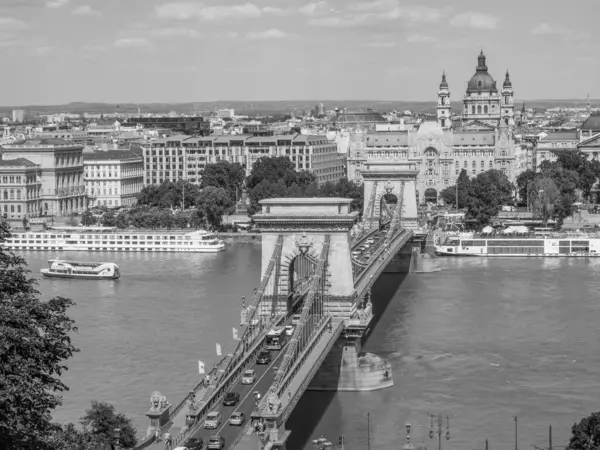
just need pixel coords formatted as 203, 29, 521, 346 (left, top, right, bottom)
41, 260, 121, 279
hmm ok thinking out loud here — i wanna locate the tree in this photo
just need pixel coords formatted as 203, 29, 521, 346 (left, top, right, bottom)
466, 169, 514, 226
0, 220, 79, 449
440, 169, 470, 208
246, 156, 303, 190
530, 177, 560, 224
174, 212, 189, 229
101, 210, 116, 227
515, 169, 537, 206
567, 412, 600, 450
80, 210, 96, 227
196, 186, 231, 230
79, 401, 137, 449
114, 212, 129, 229
158, 210, 174, 229
200, 161, 245, 201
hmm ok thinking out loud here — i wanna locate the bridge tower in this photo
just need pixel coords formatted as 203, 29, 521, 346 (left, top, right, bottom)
361, 160, 419, 230
253, 198, 359, 319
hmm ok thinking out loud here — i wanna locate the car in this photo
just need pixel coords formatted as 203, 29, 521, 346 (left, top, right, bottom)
291, 314, 301, 326
285, 324, 295, 336
229, 411, 246, 426
257, 351, 271, 364
184, 437, 204, 450
203, 411, 222, 429
207, 436, 226, 450
223, 391, 240, 406
366, 238, 375, 244
241, 369, 256, 384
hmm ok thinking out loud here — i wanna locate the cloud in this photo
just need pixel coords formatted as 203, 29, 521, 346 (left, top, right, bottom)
0, 17, 28, 31
155, 2, 261, 20
113, 38, 151, 48
72, 5, 101, 16
152, 27, 201, 39
406, 33, 436, 43
450, 12, 498, 30
262, 6, 291, 15
363, 41, 396, 48
46, 0, 69, 8
35, 46, 53, 56
308, 15, 367, 27
298, 2, 327, 15
247, 28, 287, 40
531, 23, 591, 41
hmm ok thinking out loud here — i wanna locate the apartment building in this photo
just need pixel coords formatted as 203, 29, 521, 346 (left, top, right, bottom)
84, 150, 144, 207
2, 138, 86, 216
0, 158, 42, 219
140, 133, 346, 185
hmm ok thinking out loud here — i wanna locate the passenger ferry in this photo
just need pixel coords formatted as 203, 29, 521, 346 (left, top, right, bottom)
41, 260, 120, 279
4, 227, 226, 253
435, 232, 600, 257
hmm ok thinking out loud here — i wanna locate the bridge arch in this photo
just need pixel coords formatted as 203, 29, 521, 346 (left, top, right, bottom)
379, 192, 398, 223
280, 245, 321, 314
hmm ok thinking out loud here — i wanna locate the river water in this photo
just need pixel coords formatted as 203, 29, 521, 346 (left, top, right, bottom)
21, 248, 600, 450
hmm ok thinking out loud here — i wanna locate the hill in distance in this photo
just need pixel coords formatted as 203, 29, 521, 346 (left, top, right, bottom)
0, 99, 595, 116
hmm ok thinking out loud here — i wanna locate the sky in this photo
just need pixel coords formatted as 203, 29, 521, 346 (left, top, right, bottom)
0, 0, 598, 106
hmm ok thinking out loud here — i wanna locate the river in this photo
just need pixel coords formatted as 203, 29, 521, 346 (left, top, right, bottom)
21, 248, 600, 450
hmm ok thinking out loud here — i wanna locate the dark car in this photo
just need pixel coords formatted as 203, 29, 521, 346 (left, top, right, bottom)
257, 351, 271, 364
223, 391, 240, 406
207, 436, 225, 450
185, 437, 204, 450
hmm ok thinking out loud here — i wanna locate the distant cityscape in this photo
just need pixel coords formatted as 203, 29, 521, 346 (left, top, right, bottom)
0, 50, 599, 221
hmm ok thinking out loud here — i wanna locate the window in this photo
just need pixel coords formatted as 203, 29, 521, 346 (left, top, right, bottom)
3, 191, 6, 200
489, 161, 493, 168
477, 105, 482, 114
471, 105, 475, 114
17, 205, 21, 213
472, 161, 476, 167
9, 190, 14, 200
464, 161, 467, 168
16, 190, 21, 200
481, 161, 485, 168
484, 105, 488, 114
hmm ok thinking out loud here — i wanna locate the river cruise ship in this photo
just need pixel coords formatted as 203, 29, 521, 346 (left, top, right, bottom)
435, 233, 600, 257
4, 227, 226, 253
41, 260, 120, 279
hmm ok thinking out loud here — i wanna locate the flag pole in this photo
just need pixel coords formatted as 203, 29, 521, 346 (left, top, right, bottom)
514, 416, 518, 450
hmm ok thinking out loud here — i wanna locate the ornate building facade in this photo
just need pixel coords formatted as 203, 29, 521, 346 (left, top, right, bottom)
356, 50, 519, 205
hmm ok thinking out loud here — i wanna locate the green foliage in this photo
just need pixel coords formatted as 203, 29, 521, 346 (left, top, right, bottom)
80, 210, 96, 227
195, 186, 232, 230
174, 212, 189, 229
515, 169, 537, 205
0, 220, 79, 449
137, 181, 200, 209
440, 169, 470, 208
466, 169, 515, 225
101, 210, 116, 227
246, 156, 316, 191
79, 401, 137, 449
114, 212, 129, 229
200, 161, 245, 201
567, 412, 600, 450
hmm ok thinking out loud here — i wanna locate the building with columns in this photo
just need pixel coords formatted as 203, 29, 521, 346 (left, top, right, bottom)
1, 138, 86, 216
84, 150, 143, 207
353, 50, 519, 204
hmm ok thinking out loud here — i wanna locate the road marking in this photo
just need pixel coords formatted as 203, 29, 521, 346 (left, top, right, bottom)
214, 342, 291, 436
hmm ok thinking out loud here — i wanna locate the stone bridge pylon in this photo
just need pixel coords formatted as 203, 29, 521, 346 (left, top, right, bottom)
361, 160, 419, 230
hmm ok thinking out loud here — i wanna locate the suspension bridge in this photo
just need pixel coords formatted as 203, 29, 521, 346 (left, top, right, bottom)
135, 161, 426, 450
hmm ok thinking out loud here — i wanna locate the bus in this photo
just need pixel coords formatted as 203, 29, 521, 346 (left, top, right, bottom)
265, 327, 287, 350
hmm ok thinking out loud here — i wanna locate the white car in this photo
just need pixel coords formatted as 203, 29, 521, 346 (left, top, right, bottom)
285, 325, 295, 336
366, 238, 375, 244
291, 314, 301, 326
203, 411, 222, 429
241, 369, 256, 385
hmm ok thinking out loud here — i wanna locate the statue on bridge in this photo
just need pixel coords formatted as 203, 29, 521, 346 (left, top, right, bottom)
149, 391, 170, 413
266, 392, 281, 413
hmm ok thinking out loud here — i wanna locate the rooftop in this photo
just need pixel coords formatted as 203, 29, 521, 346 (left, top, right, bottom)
83, 150, 142, 162
333, 111, 387, 124
365, 133, 409, 147
4, 138, 77, 147
0, 158, 38, 167
539, 131, 579, 141
581, 113, 600, 131
453, 132, 495, 145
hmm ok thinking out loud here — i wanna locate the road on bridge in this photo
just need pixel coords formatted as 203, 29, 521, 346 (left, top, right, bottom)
188, 343, 289, 450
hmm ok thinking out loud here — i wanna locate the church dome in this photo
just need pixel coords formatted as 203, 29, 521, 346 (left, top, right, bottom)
466, 50, 497, 93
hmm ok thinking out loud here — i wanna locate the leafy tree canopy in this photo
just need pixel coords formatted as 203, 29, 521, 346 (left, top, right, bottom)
137, 181, 200, 209
0, 220, 79, 449
567, 411, 600, 450
466, 169, 515, 225
246, 156, 316, 191
440, 169, 471, 209
195, 186, 233, 230
200, 161, 245, 200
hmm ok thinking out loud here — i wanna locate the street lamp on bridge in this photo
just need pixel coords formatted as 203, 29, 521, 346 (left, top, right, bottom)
428, 414, 451, 450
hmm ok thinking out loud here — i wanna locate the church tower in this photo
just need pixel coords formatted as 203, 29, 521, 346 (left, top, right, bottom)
437, 72, 451, 129
501, 70, 515, 126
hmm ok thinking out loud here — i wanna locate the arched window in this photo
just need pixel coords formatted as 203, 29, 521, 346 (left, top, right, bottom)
10, 205, 14, 213
477, 105, 482, 114
3, 191, 7, 200
16, 190, 21, 200
17, 205, 21, 213
505, 118, 509, 125
9, 189, 14, 200
489, 161, 493, 168
471, 105, 475, 114
484, 105, 488, 114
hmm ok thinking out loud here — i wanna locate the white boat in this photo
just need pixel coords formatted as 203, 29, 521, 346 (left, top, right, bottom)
41, 260, 120, 279
435, 233, 600, 257
3, 227, 226, 253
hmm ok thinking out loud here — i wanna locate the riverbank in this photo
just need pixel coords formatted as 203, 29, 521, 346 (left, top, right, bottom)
217, 232, 261, 244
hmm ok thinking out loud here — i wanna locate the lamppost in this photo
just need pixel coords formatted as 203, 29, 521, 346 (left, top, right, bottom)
113, 428, 121, 450
404, 423, 415, 450
428, 414, 450, 450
